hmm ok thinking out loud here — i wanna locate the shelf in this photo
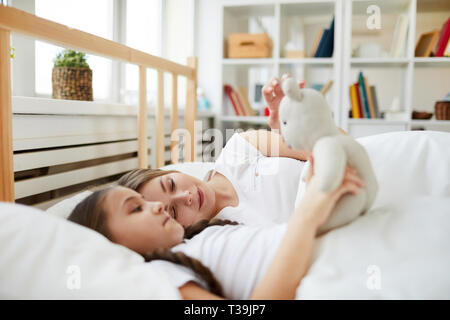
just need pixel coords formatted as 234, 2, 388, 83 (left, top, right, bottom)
411, 119, 450, 126
347, 118, 408, 125
413, 57, 450, 68
350, 58, 410, 67
219, 115, 268, 125
222, 58, 275, 66
279, 57, 335, 66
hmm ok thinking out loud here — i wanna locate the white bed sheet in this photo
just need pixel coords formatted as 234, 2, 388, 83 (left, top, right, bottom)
295, 131, 450, 299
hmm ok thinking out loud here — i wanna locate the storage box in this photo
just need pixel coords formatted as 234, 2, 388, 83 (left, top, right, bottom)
227, 33, 272, 59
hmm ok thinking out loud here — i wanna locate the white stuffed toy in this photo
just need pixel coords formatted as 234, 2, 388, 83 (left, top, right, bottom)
279, 77, 378, 235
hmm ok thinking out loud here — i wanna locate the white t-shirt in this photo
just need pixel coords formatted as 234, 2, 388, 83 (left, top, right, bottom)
150, 223, 287, 299
208, 133, 306, 226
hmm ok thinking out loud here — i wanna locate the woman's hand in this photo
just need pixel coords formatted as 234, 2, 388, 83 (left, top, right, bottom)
296, 156, 365, 232
262, 74, 305, 130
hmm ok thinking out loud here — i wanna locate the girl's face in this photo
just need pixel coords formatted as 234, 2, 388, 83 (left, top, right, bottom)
103, 186, 184, 254
138, 172, 216, 227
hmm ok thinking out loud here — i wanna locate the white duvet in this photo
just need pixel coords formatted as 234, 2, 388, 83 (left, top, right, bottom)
296, 131, 450, 299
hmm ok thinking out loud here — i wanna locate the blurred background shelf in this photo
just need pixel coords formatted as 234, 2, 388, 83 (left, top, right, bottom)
217, 0, 450, 143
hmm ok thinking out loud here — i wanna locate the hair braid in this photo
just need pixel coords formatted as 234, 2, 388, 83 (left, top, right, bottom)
143, 248, 224, 297
183, 219, 239, 240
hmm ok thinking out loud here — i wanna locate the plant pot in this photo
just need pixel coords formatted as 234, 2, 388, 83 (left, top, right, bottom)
52, 67, 93, 101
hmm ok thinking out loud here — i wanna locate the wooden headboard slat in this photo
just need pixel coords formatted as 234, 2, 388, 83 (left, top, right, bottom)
0, 5, 198, 203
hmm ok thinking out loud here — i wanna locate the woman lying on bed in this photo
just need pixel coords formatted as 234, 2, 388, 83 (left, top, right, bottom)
118, 75, 345, 228
68, 157, 364, 299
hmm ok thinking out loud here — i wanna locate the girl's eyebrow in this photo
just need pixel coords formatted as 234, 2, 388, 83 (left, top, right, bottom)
122, 194, 143, 208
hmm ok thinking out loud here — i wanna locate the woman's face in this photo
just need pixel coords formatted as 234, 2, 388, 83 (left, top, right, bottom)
103, 186, 184, 254
138, 172, 216, 227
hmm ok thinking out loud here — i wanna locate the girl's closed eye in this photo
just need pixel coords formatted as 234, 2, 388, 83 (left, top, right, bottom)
170, 178, 175, 191
131, 205, 142, 213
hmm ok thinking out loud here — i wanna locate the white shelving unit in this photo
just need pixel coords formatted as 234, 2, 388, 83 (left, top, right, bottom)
218, 0, 342, 132
218, 0, 450, 138
341, 0, 450, 137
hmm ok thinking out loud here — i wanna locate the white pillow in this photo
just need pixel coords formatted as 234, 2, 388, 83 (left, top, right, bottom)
0, 202, 181, 299
46, 190, 93, 219
46, 161, 216, 220
295, 131, 450, 209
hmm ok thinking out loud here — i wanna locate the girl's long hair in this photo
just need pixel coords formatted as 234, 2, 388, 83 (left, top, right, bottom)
67, 188, 237, 297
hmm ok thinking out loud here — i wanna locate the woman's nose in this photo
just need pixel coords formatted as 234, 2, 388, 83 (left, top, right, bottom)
174, 190, 193, 206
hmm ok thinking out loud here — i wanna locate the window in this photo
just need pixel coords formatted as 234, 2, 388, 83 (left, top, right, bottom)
124, 0, 161, 105
28, 0, 194, 105
35, 0, 113, 100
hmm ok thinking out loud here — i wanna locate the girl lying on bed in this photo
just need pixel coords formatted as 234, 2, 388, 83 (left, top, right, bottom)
68, 156, 364, 299
116, 75, 346, 228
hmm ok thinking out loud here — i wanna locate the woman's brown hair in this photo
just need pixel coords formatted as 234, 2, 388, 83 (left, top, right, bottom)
117, 168, 177, 192
67, 188, 237, 298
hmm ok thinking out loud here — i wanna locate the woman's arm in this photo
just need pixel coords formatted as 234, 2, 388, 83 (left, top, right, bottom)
178, 157, 364, 300
179, 281, 224, 300
249, 157, 364, 299
241, 129, 311, 161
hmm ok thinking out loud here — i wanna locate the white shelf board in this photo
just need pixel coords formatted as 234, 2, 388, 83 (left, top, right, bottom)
413, 57, 450, 68
279, 57, 335, 65
350, 57, 410, 67
222, 58, 275, 65
347, 118, 408, 125
219, 115, 269, 125
411, 119, 450, 126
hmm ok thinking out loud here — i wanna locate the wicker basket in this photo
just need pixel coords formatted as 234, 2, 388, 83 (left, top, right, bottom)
52, 67, 93, 101
434, 101, 450, 120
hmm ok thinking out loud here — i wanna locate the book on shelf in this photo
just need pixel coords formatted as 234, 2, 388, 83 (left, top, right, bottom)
314, 16, 334, 58
349, 72, 380, 119
358, 71, 371, 118
349, 85, 360, 118
435, 17, 450, 57
310, 29, 323, 57
236, 86, 258, 116
224, 84, 258, 116
370, 86, 381, 119
415, 29, 441, 57
445, 40, 450, 57
363, 76, 376, 119
354, 82, 365, 118
224, 84, 243, 116
390, 14, 409, 58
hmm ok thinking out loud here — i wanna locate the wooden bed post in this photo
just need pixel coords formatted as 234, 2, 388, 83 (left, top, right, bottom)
156, 70, 165, 168
0, 28, 14, 202
170, 72, 178, 164
138, 65, 148, 169
185, 57, 197, 162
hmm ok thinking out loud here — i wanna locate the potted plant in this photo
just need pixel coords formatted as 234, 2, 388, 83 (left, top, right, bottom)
52, 49, 93, 101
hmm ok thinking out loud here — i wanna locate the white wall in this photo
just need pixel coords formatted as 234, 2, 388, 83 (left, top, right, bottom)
196, 0, 222, 114
10, 0, 35, 97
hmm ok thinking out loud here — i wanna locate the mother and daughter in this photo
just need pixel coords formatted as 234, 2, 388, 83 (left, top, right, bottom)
68, 76, 363, 299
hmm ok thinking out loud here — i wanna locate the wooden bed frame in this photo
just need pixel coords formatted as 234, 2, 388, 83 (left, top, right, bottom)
0, 5, 198, 203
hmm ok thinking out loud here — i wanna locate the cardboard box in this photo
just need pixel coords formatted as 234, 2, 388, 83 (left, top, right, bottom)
227, 33, 272, 58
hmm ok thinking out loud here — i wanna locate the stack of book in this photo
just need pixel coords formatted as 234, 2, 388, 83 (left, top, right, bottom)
349, 71, 380, 119
224, 84, 259, 116
310, 16, 334, 58
415, 17, 450, 57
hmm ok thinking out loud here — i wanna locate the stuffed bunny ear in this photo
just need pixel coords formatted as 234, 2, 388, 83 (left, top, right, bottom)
281, 77, 304, 102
